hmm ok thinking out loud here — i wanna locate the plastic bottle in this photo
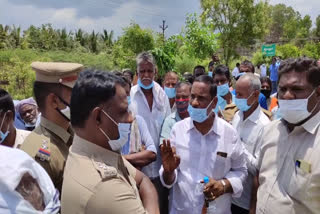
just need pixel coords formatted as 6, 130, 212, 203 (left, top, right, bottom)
195, 176, 210, 196
203, 176, 220, 214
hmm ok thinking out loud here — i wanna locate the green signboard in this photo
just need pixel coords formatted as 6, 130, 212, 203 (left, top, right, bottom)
262, 44, 276, 56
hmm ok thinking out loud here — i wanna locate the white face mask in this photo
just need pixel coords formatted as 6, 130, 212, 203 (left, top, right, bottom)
99, 109, 131, 152
278, 90, 319, 124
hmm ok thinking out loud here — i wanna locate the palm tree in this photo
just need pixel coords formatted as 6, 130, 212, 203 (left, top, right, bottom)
101, 29, 114, 47
0, 24, 10, 49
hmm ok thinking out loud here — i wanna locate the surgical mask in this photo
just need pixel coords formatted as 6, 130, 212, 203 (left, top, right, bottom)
187, 99, 214, 123
278, 90, 318, 124
99, 109, 131, 152
56, 96, 71, 121
127, 96, 131, 105
164, 87, 176, 99
217, 83, 229, 97
138, 78, 154, 90
0, 112, 9, 144
261, 89, 271, 98
176, 98, 189, 113
208, 72, 213, 77
23, 117, 37, 128
235, 92, 254, 112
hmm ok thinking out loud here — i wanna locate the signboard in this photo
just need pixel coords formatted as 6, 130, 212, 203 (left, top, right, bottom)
262, 44, 276, 57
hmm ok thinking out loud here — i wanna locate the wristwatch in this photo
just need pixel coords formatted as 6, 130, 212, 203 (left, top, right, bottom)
221, 179, 226, 193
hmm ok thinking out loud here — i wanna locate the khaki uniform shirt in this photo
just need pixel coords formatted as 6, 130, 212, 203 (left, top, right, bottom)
256, 111, 320, 214
61, 135, 147, 214
20, 116, 73, 192
14, 128, 30, 148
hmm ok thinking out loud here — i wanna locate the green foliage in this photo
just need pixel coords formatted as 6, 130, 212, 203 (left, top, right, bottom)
182, 13, 218, 60
0, 49, 113, 99
173, 54, 198, 75
276, 44, 300, 59
121, 22, 155, 55
313, 15, 320, 38
200, 0, 268, 65
301, 42, 320, 59
151, 48, 175, 77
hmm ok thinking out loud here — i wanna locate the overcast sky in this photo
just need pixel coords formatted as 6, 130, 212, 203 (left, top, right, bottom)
0, 0, 319, 38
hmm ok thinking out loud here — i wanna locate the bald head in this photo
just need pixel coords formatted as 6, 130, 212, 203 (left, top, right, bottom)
238, 73, 261, 92
235, 73, 261, 103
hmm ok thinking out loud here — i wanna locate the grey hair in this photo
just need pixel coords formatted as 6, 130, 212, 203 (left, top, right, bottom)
136, 52, 156, 72
239, 73, 261, 91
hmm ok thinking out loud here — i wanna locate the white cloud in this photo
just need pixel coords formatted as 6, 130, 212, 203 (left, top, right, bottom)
0, 0, 197, 36
269, 0, 320, 23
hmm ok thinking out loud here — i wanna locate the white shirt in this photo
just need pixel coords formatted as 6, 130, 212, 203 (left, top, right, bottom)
13, 129, 30, 148
256, 111, 320, 214
231, 106, 270, 210
0, 145, 60, 213
232, 67, 239, 78
260, 64, 267, 77
159, 116, 247, 214
130, 81, 171, 178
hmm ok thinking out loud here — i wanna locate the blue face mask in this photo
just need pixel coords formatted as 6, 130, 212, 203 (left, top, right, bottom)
217, 83, 229, 97
127, 96, 131, 105
235, 93, 254, 112
138, 78, 154, 90
208, 72, 213, 77
187, 99, 214, 123
0, 112, 10, 144
164, 87, 176, 99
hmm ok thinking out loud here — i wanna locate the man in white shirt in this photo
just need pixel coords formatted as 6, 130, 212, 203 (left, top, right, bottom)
232, 63, 240, 79
130, 51, 171, 214
0, 89, 30, 148
251, 57, 320, 214
231, 74, 270, 214
260, 64, 267, 77
159, 75, 247, 214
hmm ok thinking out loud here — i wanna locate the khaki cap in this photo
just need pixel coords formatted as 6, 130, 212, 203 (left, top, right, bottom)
31, 62, 84, 88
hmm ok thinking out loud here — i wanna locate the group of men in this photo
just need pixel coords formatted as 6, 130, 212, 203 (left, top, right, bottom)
0, 51, 319, 214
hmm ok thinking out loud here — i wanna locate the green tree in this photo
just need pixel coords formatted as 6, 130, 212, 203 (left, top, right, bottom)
295, 15, 312, 46
182, 13, 218, 60
101, 29, 114, 48
9, 26, 21, 48
75, 29, 87, 47
267, 4, 301, 42
0, 25, 10, 49
313, 15, 320, 38
121, 22, 155, 55
277, 43, 300, 59
89, 30, 99, 53
200, 0, 268, 65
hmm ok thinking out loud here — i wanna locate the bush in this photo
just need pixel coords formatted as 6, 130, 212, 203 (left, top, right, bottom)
0, 49, 113, 99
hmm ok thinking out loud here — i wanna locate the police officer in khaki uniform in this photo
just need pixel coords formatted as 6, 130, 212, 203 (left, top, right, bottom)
20, 62, 83, 193
62, 70, 159, 214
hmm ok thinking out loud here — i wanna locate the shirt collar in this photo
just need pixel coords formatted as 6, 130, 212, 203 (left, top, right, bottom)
171, 111, 181, 121
71, 135, 120, 170
302, 110, 320, 134
240, 105, 262, 124
40, 116, 72, 144
186, 115, 221, 136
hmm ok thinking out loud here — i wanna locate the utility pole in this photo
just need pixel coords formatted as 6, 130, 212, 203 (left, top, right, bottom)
159, 20, 168, 43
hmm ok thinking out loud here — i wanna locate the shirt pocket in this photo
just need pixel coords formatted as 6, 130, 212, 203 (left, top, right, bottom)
288, 165, 311, 200
212, 155, 230, 180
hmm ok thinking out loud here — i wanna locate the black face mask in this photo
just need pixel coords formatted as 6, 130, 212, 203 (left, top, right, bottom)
55, 95, 70, 122
261, 89, 271, 98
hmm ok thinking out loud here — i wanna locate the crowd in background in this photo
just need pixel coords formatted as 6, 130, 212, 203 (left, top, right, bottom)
0, 51, 319, 214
